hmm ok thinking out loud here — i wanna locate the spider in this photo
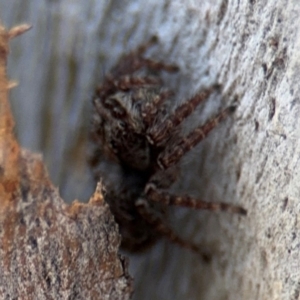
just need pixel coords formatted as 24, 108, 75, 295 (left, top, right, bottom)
89, 37, 246, 258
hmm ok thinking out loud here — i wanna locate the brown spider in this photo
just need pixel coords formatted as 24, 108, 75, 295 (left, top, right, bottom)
89, 37, 246, 258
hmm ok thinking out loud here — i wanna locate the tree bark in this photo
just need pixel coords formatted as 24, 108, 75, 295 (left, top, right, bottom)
0, 24, 132, 300
0, 1, 300, 299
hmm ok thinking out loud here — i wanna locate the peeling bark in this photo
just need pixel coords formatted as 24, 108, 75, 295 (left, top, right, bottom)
0, 24, 132, 300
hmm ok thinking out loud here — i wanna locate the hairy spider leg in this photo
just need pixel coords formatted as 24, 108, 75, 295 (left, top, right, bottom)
95, 75, 161, 100
112, 56, 178, 77
140, 58, 179, 73
96, 36, 179, 102
135, 198, 211, 261
157, 105, 236, 169
147, 88, 216, 146
110, 76, 161, 91
111, 36, 158, 76
111, 36, 178, 77
145, 183, 247, 215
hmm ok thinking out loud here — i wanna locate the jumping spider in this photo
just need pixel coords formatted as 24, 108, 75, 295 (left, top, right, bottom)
89, 37, 246, 257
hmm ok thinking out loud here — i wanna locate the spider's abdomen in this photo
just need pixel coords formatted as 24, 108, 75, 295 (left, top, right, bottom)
105, 167, 162, 252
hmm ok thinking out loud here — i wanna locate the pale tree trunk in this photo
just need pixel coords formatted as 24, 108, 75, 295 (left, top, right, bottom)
0, 1, 300, 300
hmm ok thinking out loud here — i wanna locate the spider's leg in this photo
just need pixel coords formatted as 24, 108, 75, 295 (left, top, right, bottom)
110, 37, 158, 76
113, 55, 178, 76
157, 105, 235, 169
147, 167, 179, 189
147, 88, 216, 146
111, 75, 161, 91
145, 183, 247, 215
139, 58, 179, 73
135, 198, 211, 261
112, 37, 178, 76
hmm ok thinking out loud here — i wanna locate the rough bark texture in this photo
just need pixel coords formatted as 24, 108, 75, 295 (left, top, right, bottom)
0, 24, 132, 300
0, 1, 300, 300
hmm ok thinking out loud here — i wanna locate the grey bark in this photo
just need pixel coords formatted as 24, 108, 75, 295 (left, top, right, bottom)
1, 1, 300, 299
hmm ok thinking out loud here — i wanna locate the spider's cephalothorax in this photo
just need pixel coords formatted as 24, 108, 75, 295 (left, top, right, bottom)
89, 38, 246, 256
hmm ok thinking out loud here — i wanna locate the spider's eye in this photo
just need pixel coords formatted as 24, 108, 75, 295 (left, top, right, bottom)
112, 105, 127, 118
110, 140, 118, 152
103, 98, 127, 118
119, 121, 126, 129
135, 102, 142, 111
102, 98, 117, 109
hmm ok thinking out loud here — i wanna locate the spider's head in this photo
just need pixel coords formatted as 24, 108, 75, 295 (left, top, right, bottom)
92, 89, 153, 171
